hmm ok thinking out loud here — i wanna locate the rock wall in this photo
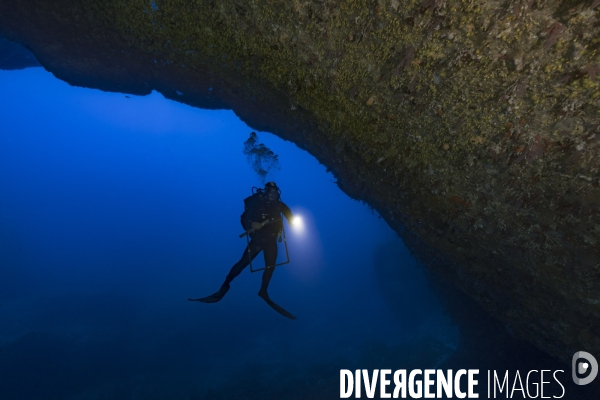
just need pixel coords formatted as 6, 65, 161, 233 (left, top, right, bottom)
1, 0, 599, 362
0, 36, 39, 70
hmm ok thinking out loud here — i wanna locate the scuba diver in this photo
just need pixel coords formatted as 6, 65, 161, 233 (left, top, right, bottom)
189, 181, 297, 319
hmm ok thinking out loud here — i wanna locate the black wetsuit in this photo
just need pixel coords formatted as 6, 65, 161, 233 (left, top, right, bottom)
223, 194, 293, 292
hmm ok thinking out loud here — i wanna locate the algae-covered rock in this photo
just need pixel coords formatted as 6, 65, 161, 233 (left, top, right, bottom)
1, 0, 599, 363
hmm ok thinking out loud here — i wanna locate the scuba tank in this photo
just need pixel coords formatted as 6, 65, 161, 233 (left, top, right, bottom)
240, 187, 265, 231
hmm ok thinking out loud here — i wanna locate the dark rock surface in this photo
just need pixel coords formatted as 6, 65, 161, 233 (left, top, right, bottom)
1, 0, 599, 364
0, 36, 39, 70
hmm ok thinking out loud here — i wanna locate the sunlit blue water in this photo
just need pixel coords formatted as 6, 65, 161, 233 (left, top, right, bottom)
0, 68, 458, 399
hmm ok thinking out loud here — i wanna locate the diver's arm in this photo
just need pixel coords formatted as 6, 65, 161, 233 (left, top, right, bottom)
242, 213, 262, 230
252, 221, 263, 230
280, 202, 294, 223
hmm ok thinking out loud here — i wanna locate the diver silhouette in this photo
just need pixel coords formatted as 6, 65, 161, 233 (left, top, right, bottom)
189, 182, 297, 319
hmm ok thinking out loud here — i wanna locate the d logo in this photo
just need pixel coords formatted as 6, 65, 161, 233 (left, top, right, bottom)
572, 351, 598, 385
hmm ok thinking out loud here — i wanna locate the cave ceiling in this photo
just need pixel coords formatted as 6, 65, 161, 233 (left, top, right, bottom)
1, 0, 599, 363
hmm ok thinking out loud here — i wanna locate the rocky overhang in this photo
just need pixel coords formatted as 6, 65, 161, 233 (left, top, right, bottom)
1, 0, 599, 363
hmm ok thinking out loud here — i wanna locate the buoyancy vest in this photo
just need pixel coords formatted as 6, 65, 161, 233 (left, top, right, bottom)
240, 189, 283, 236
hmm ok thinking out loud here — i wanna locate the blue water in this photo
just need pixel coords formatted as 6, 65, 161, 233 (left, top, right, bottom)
0, 68, 458, 399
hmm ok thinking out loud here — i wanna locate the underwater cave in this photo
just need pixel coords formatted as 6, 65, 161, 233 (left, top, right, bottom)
1, 0, 600, 398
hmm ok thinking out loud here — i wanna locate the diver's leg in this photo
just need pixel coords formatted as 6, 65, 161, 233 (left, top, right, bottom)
219, 241, 263, 293
258, 238, 279, 298
188, 241, 264, 303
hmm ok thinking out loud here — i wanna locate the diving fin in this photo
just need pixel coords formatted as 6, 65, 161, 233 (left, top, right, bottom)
258, 291, 297, 320
188, 293, 223, 303
188, 283, 230, 303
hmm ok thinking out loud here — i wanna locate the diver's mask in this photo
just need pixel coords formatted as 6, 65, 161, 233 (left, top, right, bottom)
266, 189, 280, 201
